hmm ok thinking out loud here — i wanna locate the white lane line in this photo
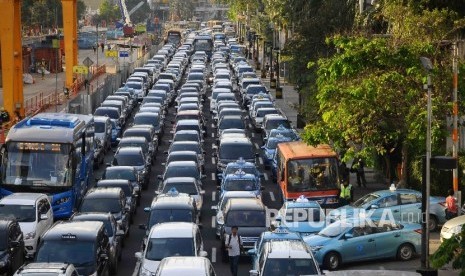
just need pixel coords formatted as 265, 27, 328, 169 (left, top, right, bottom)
211, 133, 215, 138
254, 143, 259, 149
212, 144, 215, 149
212, 191, 216, 201
212, 216, 216, 228
269, 191, 276, 202
249, 123, 253, 128
264, 173, 269, 181
212, 247, 217, 263
211, 173, 216, 181
258, 157, 264, 165
211, 123, 215, 128
251, 132, 255, 137
212, 157, 216, 164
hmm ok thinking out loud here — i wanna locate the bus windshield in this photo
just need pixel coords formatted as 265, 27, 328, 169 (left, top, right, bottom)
2, 142, 72, 187
287, 157, 338, 192
194, 39, 213, 52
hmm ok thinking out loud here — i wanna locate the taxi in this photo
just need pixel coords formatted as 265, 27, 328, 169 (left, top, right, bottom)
264, 124, 300, 142
274, 196, 326, 236
261, 135, 292, 169
218, 170, 263, 197
216, 158, 262, 186
304, 218, 421, 270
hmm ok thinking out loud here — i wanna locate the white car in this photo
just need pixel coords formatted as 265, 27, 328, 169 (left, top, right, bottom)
440, 214, 465, 242
154, 257, 216, 276
14, 263, 79, 276
0, 193, 53, 258
135, 222, 208, 275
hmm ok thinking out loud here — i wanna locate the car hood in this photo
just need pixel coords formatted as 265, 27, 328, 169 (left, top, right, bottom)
304, 233, 333, 247
442, 214, 465, 229
282, 220, 326, 235
141, 259, 160, 274
329, 205, 360, 219
18, 222, 36, 235
95, 133, 105, 140
75, 263, 97, 276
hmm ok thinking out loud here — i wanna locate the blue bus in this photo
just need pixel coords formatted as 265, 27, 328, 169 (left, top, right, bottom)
0, 113, 95, 219
193, 35, 213, 60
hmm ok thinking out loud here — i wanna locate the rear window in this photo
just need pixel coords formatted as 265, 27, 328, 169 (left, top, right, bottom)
126, 82, 142, 89
220, 143, 254, 160
113, 153, 144, 166
123, 130, 151, 142
94, 108, 119, 119
226, 210, 265, 227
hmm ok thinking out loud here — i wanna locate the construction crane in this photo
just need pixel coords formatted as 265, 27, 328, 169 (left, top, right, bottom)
117, 0, 134, 37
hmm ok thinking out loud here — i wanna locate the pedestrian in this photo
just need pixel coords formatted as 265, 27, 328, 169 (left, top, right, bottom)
265, 62, 270, 75
351, 157, 367, 188
100, 42, 104, 53
339, 180, 353, 206
445, 189, 458, 219
84, 79, 89, 90
339, 161, 350, 184
225, 226, 243, 276
92, 45, 96, 54
40, 64, 45, 80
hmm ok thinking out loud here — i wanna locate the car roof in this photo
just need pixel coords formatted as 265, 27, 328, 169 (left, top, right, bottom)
97, 179, 131, 186
0, 193, 47, 204
372, 189, 419, 196
265, 240, 312, 259
224, 173, 256, 180
164, 177, 197, 184
105, 166, 136, 172
116, 147, 143, 154
284, 199, 322, 209
261, 227, 303, 241
16, 262, 76, 273
149, 222, 197, 238
151, 192, 194, 208
227, 198, 264, 210
85, 187, 123, 198
220, 137, 252, 144
176, 119, 200, 125
71, 212, 113, 222
120, 136, 147, 143
157, 257, 211, 274
93, 116, 111, 123
167, 161, 198, 167
43, 221, 103, 240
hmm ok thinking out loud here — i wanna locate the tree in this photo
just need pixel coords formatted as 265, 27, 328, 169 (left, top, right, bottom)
99, 0, 120, 24
431, 225, 465, 275
169, 0, 195, 21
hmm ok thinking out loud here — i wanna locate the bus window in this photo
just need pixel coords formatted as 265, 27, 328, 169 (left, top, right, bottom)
287, 158, 338, 191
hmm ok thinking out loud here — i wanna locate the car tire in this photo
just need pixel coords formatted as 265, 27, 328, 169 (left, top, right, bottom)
323, 251, 341, 271
397, 243, 414, 261
429, 215, 438, 232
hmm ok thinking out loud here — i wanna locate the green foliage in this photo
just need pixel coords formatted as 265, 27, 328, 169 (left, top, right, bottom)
431, 225, 465, 275
169, 0, 195, 21
99, 0, 120, 24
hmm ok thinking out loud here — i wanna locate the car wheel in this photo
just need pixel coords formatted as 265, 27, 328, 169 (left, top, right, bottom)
428, 215, 438, 232
324, 251, 341, 270
397, 243, 414, 261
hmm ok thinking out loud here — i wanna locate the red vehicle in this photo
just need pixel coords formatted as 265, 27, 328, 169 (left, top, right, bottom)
123, 24, 134, 37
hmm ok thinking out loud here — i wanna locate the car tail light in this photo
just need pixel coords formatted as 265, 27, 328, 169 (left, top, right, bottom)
414, 229, 422, 234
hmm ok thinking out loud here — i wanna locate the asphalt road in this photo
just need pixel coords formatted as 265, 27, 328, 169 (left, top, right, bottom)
90, 58, 448, 276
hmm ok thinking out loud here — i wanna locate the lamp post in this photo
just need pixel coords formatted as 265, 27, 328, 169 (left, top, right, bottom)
261, 39, 267, 78
255, 34, 260, 70
419, 56, 433, 275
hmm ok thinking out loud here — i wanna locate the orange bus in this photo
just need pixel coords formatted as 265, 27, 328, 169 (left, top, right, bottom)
275, 141, 340, 207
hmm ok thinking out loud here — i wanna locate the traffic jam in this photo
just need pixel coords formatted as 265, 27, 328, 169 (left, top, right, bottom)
0, 25, 464, 276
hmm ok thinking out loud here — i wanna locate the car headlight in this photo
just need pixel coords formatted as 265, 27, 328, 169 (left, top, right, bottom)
25, 231, 36, 240
448, 225, 463, 235
55, 197, 71, 205
140, 267, 155, 276
310, 245, 324, 252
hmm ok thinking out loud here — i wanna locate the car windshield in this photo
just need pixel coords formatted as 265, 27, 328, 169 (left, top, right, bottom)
74, 218, 114, 237
219, 119, 245, 130
95, 122, 106, 133
174, 133, 199, 142
134, 116, 159, 128
167, 154, 197, 163
287, 157, 339, 191
220, 144, 255, 160
145, 238, 195, 261
165, 166, 198, 179
352, 193, 380, 208
149, 209, 194, 226
257, 109, 279, 118
265, 139, 286, 149
188, 74, 204, 81
104, 169, 137, 181
126, 83, 142, 89
80, 198, 121, 213
318, 220, 351, 237
262, 258, 317, 276
36, 240, 95, 267
163, 183, 198, 195
284, 207, 322, 222
224, 179, 257, 191
94, 109, 119, 119
99, 184, 131, 197
265, 119, 290, 130
0, 204, 36, 222
123, 130, 151, 142
170, 144, 200, 154
113, 154, 144, 166
247, 86, 267, 95
226, 210, 265, 227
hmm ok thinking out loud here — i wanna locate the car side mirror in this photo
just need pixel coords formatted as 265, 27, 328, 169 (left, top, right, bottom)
116, 230, 125, 236
260, 186, 265, 190
157, 175, 163, 180
138, 224, 147, 230
135, 252, 142, 259
105, 163, 111, 167
249, 270, 259, 276
10, 241, 20, 248
343, 233, 353, 239
211, 205, 218, 210
216, 186, 220, 191
164, 151, 168, 154
199, 250, 208, 257
39, 213, 49, 221
370, 204, 379, 210
99, 253, 108, 260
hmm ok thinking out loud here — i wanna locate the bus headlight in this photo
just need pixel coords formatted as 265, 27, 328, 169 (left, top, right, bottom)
55, 197, 71, 205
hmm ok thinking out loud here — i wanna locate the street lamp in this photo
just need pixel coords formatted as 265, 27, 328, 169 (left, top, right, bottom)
418, 56, 433, 275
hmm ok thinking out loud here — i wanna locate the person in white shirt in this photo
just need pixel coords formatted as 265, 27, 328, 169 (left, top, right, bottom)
225, 226, 242, 276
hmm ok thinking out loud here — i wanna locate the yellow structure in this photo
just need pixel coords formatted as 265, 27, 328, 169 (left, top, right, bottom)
0, 0, 24, 118
0, 0, 78, 119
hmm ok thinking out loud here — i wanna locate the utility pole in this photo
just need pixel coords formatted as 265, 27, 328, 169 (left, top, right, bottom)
452, 42, 459, 198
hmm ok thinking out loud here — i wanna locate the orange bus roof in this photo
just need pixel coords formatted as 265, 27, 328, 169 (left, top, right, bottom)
277, 141, 337, 159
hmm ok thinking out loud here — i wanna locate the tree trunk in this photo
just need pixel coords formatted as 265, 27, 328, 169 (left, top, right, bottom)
398, 141, 409, 188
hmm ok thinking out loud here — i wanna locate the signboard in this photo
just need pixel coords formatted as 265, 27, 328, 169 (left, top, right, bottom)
82, 57, 94, 67
119, 51, 129, 58
72, 65, 88, 74
105, 50, 118, 58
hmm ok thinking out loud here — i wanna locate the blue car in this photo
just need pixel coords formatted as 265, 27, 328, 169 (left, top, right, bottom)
327, 188, 447, 231
219, 171, 262, 197
217, 158, 262, 186
274, 196, 326, 236
304, 218, 422, 270
263, 124, 300, 143
261, 135, 292, 169
247, 226, 303, 271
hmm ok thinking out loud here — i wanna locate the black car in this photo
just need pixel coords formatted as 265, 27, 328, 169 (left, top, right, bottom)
214, 137, 257, 174
117, 136, 153, 164
79, 187, 130, 237
70, 213, 124, 274
96, 179, 137, 216
0, 220, 25, 275
94, 106, 123, 129
220, 198, 267, 262
170, 130, 203, 145
163, 150, 204, 173
216, 115, 246, 137
158, 161, 205, 184
133, 112, 164, 137
111, 147, 150, 190
101, 166, 141, 206
35, 221, 110, 276
171, 119, 205, 138
123, 125, 158, 155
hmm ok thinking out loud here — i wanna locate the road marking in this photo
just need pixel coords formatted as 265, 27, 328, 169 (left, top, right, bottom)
212, 247, 217, 263
249, 123, 253, 128
212, 191, 216, 201
211, 173, 216, 181
211, 123, 215, 128
254, 143, 259, 149
212, 144, 215, 149
264, 173, 269, 181
258, 157, 263, 165
212, 216, 216, 228
269, 191, 276, 201
211, 133, 215, 138
251, 132, 255, 137
212, 157, 216, 164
